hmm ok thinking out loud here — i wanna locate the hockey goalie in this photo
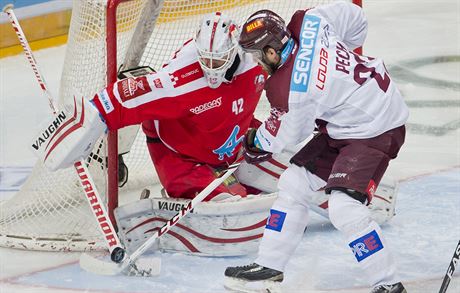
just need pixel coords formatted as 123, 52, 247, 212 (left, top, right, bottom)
30, 12, 399, 257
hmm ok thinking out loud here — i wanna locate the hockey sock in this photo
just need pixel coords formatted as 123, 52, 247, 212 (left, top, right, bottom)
329, 190, 400, 286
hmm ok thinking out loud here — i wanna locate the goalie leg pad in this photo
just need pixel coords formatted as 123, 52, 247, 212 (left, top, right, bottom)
236, 152, 291, 194
30, 97, 106, 171
115, 193, 277, 256
368, 176, 399, 224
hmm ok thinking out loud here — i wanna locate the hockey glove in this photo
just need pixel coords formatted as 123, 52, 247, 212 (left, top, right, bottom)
30, 97, 107, 171
242, 128, 272, 164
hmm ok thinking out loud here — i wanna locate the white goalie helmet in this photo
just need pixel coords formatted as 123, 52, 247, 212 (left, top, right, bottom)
195, 12, 240, 88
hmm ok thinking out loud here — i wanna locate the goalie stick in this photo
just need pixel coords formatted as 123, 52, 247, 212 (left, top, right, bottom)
80, 160, 242, 276
439, 240, 460, 293
2, 4, 126, 263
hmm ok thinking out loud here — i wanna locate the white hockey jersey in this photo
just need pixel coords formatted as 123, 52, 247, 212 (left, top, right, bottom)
254, 1, 409, 154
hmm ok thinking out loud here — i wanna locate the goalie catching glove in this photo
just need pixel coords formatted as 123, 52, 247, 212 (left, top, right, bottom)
30, 97, 107, 171
242, 128, 272, 164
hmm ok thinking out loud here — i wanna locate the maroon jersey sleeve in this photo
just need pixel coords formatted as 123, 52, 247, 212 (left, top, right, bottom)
263, 10, 306, 112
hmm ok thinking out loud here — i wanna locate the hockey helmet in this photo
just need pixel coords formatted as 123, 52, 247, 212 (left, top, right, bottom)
195, 12, 239, 88
239, 10, 291, 71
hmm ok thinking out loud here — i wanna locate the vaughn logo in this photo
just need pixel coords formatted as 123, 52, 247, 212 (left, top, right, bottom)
158, 201, 194, 213
32, 111, 67, 151
31, 97, 86, 165
190, 97, 222, 114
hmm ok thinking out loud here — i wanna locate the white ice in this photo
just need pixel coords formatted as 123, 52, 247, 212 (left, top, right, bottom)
1, 0, 459, 292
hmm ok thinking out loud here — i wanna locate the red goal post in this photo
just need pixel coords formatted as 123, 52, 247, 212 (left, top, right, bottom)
0, 0, 362, 252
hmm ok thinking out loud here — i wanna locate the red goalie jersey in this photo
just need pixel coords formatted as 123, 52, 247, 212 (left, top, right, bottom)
92, 40, 266, 166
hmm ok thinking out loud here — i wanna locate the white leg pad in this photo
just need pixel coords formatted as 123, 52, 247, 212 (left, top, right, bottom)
236, 152, 293, 194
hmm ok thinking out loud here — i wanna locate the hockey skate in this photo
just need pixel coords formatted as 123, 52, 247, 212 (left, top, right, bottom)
371, 282, 407, 293
224, 263, 283, 293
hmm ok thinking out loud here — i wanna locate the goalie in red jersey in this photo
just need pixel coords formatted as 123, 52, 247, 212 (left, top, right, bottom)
95, 12, 269, 201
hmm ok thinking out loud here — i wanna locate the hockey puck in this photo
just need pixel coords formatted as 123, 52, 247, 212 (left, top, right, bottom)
111, 247, 126, 263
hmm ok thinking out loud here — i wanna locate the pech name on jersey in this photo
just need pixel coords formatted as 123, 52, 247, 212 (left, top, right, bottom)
291, 15, 320, 93
336, 41, 351, 74
190, 97, 222, 114
31, 111, 67, 151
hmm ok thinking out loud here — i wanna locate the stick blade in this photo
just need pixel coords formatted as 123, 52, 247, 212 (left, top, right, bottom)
135, 256, 162, 276
79, 253, 162, 277
80, 253, 123, 276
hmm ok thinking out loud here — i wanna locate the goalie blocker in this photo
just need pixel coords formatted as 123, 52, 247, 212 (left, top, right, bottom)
30, 66, 154, 172
30, 96, 107, 171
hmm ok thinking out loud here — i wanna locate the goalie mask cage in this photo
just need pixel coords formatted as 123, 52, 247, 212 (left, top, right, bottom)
0, 0, 362, 252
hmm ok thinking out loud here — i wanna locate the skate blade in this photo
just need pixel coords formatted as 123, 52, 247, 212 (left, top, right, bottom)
224, 276, 282, 293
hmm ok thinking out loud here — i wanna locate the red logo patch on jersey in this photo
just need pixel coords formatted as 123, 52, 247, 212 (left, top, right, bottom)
366, 179, 376, 200
118, 76, 152, 102
169, 62, 204, 88
254, 74, 265, 92
153, 78, 163, 88
265, 108, 285, 136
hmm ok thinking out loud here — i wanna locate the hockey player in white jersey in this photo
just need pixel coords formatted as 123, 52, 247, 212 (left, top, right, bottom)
224, 2, 409, 293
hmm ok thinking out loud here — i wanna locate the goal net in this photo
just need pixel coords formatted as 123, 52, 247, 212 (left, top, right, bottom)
0, 0, 360, 251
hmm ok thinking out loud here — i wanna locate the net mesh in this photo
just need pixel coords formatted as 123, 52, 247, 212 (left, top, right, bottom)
1, 0, 347, 251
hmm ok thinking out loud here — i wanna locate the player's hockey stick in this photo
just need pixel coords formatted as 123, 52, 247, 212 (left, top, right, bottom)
80, 160, 242, 276
2, 4, 126, 263
439, 240, 460, 293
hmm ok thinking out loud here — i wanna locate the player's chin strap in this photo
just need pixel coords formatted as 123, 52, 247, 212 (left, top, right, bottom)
224, 53, 241, 82
80, 159, 243, 276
